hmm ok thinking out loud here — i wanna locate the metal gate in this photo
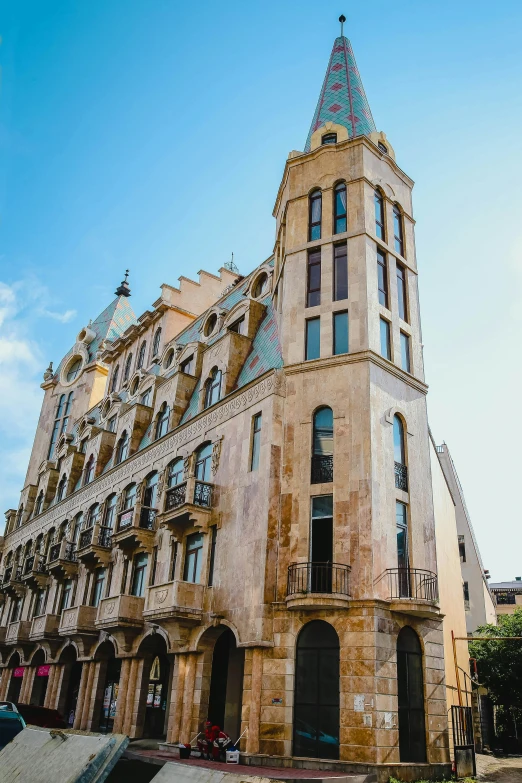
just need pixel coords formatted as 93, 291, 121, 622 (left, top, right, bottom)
451, 705, 476, 778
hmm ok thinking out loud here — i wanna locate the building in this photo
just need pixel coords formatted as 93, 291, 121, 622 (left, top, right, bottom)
490, 579, 522, 618
0, 24, 472, 779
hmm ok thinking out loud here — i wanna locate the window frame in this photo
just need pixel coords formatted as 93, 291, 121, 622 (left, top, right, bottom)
333, 311, 349, 356
306, 249, 321, 308
380, 317, 391, 360
374, 189, 385, 240
333, 182, 347, 234
396, 263, 408, 322
308, 189, 322, 241
204, 368, 222, 409
400, 331, 411, 373
250, 412, 262, 471
333, 243, 348, 301
305, 317, 321, 361
183, 533, 204, 584
393, 205, 405, 257
377, 249, 389, 308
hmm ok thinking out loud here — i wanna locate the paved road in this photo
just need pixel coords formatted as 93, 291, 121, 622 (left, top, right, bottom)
477, 753, 522, 782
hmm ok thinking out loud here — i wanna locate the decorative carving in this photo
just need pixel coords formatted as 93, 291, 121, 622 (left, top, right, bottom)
156, 589, 168, 605
43, 362, 54, 382
105, 601, 116, 616
211, 437, 223, 475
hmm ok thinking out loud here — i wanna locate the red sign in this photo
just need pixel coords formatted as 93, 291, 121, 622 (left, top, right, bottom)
37, 665, 50, 677
13, 667, 25, 678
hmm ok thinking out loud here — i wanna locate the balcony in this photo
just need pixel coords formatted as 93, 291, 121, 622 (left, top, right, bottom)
111, 506, 157, 551
29, 613, 60, 641
394, 462, 408, 492
21, 554, 49, 589
162, 477, 213, 531
143, 580, 205, 625
96, 594, 144, 630
311, 454, 333, 484
5, 620, 31, 645
286, 562, 351, 610
47, 540, 78, 578
2, 566, 25, 598
59, 604, 97, 636
384, 568, 439, 618
77, 525, 113, 567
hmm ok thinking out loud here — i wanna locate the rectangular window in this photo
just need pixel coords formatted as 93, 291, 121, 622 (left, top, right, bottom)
377, 250, 388, 308
149, 547, 158, 586
375, 191, 385, 240
208, 526, 217, 587
333, 243, 348, 301
380, 318, 391, 360
59, 579, 73, 613
131, 553, 148, 597
458, 535, 466, 563
463, 581, 470, 605
107, 416, 117, 433
228, 317, 245, 335
307, 249, 321, 307
183, 533, 203, 583
121, 558, 129, 594
180, 355, 194, 375
333, 311, 349, 355
400, 331, 411, 373
396, 264, 408, 321
11, 597, 22, 623
169, 541, 178, 581
250, 413, 262, 471
305, 318, 321, 361
140, 389, 151, 407
393, 206, 404, 256
91, 569, 106, 607
310, 496, 334, 592
34, 589, 46, 618
396, 501, 410, 597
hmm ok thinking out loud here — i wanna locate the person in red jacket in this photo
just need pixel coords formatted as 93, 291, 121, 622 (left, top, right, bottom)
211, 725, 231, 761
197, 720, 215, 760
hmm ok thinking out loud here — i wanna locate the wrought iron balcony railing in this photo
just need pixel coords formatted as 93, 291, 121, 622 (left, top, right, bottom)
394, 461, 408, 492
194, 481, 212, 508
98, 527, 112, 548
79, 528, 93, 549
139, 508, 157, 530
164, 480, 213, 512
24, 556, 35, 575
386, 568, 438, 602
64, 542, 77, 562
49, 543, 61, 563
311, 454, 334, 484
287, 562, 351, 596
165, 482, 187, 511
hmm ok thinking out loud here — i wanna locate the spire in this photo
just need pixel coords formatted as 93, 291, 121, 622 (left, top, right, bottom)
304, 18, 376, 152
115, 269, 131, 297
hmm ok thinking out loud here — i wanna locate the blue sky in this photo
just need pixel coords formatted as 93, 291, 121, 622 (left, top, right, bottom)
1, 0, 521, 580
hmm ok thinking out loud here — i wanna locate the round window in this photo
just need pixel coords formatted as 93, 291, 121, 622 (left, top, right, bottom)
66, 357, 82, 382
253, 272, 269, 299
204, 313, 217, 337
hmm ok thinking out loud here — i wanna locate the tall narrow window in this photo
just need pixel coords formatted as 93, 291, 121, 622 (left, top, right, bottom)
394, 415, 408, 491
463, 581, 470, 605
116, 430, 129, 464
142, 472, 158, 516
333, 311, 348, 356
16, 506, 23, 528
393, 205, 404, 256
305, 318, 320, 361
375, 189, 385, 240
396, 501, 410, 597
333, 243, 348, 301
309, 190, 322, 241
59, 579, 73, 613
83, 454, 95, 485
250, 413, 262, 471
334, 183, 347, 234
34, 491, 44, 517
131, 553, 148, 597
204, 368, 221, 409
397, 264, 408, 321
380, 318, 391, 360
152, 328, 162, 357
168, 458, 184, 487
169, 541, 178, 581
400, 332, 411, 373
195, 443, 212, 482
91, 568, 106, 607
183, 533, 203, 583
180, 355, 194, 375
208, 526, 217, 586
137, 341, 147, 369
377, 249, 388, 308
312, 407, 333, 484
110, 365, 120, 393
155, 402, 170, 439
140, 389, 151, 407
48, 393, 73, 459
307, 249, 321, 307
123, 354, 133, 382
107, 415, 117, 433
103, 494, 117, 530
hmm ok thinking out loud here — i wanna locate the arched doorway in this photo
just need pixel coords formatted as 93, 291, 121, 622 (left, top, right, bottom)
136, 634, 171, 739
29, 650, 49, 706
6, 653, 23, 703
206, 627, 244, 743
57, 646, 83, 727
293, 620, 339, 759
96, 641, 121, 734
397, 626, 427, 763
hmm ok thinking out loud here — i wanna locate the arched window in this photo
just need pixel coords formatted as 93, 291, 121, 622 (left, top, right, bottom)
123, 483, 137, 510
48, 392, 73, 459
116, 430, 129, 464
83, 454, 95, 485
204, 368, 221, 409
311, 407, 334, 484
56, 474, 67, 502
374, 189, 385, 240
397, 627, 426, 762
164, 348, 174, 369
66, 358, 82, 382
72, 513, 83, 545
309, 189, 322, 241
143, 472, 159, 510
253, 272, 270, 299
333, 182, 347, 234
110, 365, 120, 393
393, 204, 405, 256
16, 506, 23, 528
123, 353, 133, 382
167, 458, 184, 488
393, 415, 408, 491
137, 341, 147, 369
103, 494, 117, 530
88, 503, 100, 526
152, 328, 162, 357
321, 132, 337, 145
34, 491, 44, 517
195, 442, 212, 482
155, 402, 170, 439
294, 620, 339, 759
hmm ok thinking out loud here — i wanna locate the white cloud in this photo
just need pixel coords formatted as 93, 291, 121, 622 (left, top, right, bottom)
40, 308, 77, 324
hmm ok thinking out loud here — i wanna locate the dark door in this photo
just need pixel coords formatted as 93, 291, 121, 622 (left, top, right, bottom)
65, 662, 83, 727
293, 620, 339, 759
397, 627, 427, 762
143, 655, 168, 738
98, 658, 121, 734
310, 496, 333, 593
208, 628, 245, 741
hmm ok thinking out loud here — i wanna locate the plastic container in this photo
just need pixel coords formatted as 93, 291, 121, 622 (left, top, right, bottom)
179, 745, 191, 759
226, 750, 240, 764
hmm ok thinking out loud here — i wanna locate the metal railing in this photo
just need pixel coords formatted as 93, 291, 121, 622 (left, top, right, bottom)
65, 542, 77, 562
394, 461, 408, 491
287, 562, 351, 596
311, 454, 334, 484
24, 556, 35, 575
385, 567, 438, 602
139, 508, 157, 530
79, 528, 93, 549
98, 527, 112, 548
49, 543, 61, 562
194, 481, 212, 508
4, 567, 12, 583
165, 482, 187, 511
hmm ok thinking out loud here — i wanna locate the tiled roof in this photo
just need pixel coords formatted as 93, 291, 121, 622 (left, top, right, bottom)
304, 35, 376, 152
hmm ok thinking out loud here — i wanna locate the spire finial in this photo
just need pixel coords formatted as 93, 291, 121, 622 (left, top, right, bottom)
224, 253, 239, 274
115, 269, 131, 297
339, 14, 346, 37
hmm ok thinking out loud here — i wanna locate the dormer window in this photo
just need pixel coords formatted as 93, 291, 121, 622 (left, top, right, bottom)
180, 355, 194, 375
83, 454, 95, 485
164, 349, 174, 369
321, 132, 337, 145
204, 313, 218, 337
66, 358, 82, 382
140, 389, 152, 407
378, 141, 388, 154
34, 491, 44, 517
116, 430, 129, 464
228, 317, 245, 335
152, 328, 162, 357
56, 474, 67, 502
107, 415, 117, 433
155, 402, 170, 440
204, 367, 222, 409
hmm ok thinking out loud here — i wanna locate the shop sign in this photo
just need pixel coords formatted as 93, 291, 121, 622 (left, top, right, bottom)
13, 667, 25, 678
37, 665, 50, 677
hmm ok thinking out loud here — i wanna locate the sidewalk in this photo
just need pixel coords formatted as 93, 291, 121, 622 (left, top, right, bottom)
476, 753, 522, 782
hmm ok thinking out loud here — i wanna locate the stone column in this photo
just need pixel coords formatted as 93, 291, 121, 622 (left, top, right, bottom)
128, 658, 146, 738
80, 662, 96, 730
73, 663, 89, 730
43, 666, 57, 709
86, 661, 103, 731
122, 658, 139, 736
49, 664, 64, 710
20, 667, 35, 704
166, 654, 186, 744
179, 653, 197, 744
0, 669, 9, 700
112, 658, 131, 734
246, 647, 263, 755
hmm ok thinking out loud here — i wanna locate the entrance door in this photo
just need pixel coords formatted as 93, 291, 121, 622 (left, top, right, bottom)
293, 620, 339, 759
207, 628, 245, 742
397, 627, 427, 762
143, 655, 168, 738
98, 657, 121, 734
65, 662, 83, 727
310, 496, 333, 592
7, 670, 23, 703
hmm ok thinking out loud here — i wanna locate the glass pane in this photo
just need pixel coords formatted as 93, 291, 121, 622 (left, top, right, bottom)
396, 501, 407, 527
400, 332, 411, 372
308, 263, 321, 291
335, 190, 346, 217
310, 195, 321, 224
306, 319, 320, 360
313, 408, 333, 455
335, 216, 347, 234
311, 495, 333, 518
333, 245, 348, 301
333, 312, 348, 355
380, 318, 391, 359
310, 224, 321, 241
393, 416, 405, 464
397, 527, 408, 570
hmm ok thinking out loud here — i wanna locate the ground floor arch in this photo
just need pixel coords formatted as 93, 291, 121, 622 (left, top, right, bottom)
397, 626, 427, 763
136, 633, 172, 739
5, 652, 23, 703
95, 640, 121, 734
56, 645, 83, 726
29, 649, 49, 706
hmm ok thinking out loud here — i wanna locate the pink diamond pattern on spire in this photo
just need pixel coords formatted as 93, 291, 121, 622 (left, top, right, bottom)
329, 104, 341, 113
331, 82, 343, 91
331, 63, 343, 72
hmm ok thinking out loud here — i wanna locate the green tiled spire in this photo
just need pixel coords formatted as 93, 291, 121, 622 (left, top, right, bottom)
305, 34, 376, 152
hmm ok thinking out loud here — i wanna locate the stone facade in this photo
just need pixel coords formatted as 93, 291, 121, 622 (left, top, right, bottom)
0, 28, 471, 780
